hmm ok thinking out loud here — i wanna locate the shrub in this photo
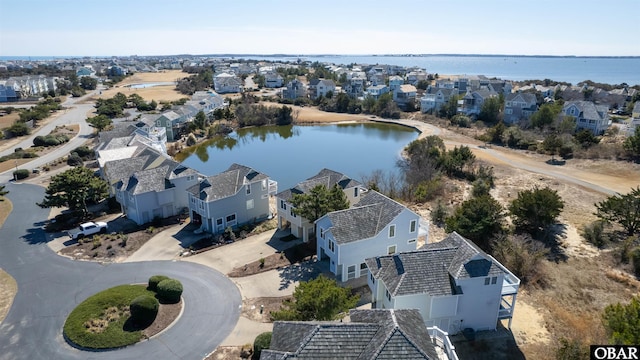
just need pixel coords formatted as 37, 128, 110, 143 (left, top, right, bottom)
186, 134, 197, 146
13, 169, 29, 180
253, 332, 272, 359
632, 247, 640, 277
73, 145, 95, 159
129, 295, 159, 325
156, 278, 183, 303
581, 220, 608, 248
147, 275, 170, 291
430, 200, 448, 226
67, 153, 84, 166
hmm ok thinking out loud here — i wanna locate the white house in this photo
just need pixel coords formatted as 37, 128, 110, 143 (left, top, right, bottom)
366, 232, 520, 335
420, 88, 456, 113
308, 78, 336, 99
316, 190, 428, 283
276, 169, 365, 243
186, 164, 277, 234
213, 72, 243, 94
562, 100, 611, 135
365, 84, 389, 100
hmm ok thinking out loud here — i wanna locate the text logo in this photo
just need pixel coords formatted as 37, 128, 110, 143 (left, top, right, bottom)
591, 346, 640, 360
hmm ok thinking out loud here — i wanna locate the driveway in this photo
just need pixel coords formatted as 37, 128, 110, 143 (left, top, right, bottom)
0, 182, 241, 360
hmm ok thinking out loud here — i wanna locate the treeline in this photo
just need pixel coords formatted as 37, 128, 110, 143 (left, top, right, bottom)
0, 65, 74, 79
2, 98, 63, 138
176, 69, 212, 95
94, 93, 157, 118
235, 103, 294, 127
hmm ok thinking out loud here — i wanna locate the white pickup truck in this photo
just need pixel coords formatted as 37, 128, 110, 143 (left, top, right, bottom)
67, 221, 108, 240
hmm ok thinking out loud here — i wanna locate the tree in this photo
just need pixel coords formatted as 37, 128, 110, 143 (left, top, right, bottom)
193, 110, 207, 130
624, 126, 640, 160
8, 121, 30, 136
542, 133, 563, 160
478, 96, 502, 124
0, 184, 8, 201
595, 186, 640, 235
270, 275, 359, 321
509, 187, 564, 236
530, 103, 559, 129
445, 195, 505, 251
602, 296, 640, 345
574, 129, 600, 149
86, 114, 112, 133
442, 145, 475, 177
37, 166, 109, 216
439, 95, 459, 119
79, 76, 97, 90
290, 184, 349, 223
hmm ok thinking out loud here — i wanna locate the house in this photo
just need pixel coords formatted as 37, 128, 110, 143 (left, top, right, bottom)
282, 79, 307, 100
503, 93, 538, 124
276, 169, 365, 243
155, 111, 182, 141
76, 66, 95, 78
262, 308, 458, 360
627, 102, 640, 136
186, 164, 277, 234
420, 88, 456, 114
394, 84, 418, 110
343, 77, 365, 98
307, 79, 336, 99
365, 84, 389, 100
406, 69, 428, 85
388, 75, 404, 93
101, 144, 201, 225
366, 232, 520, 335
0, 85, 18, 102
457, 89, 498, 117
562, 100, 611, 135
316, 190, 428, 283
213, 72, 243, 94
264, 72, 284, 88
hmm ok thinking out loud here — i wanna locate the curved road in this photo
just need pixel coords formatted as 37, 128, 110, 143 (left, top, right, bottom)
0, 92, 97, 183
0, 182, 241, 360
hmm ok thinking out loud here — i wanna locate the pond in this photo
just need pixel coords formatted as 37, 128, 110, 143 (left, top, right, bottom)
177, 122, 420, 190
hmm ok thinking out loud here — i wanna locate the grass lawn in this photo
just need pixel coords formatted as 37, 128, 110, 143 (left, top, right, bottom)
63, 284, 157, 349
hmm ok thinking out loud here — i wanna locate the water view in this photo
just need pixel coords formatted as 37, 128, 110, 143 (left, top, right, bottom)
177, 122, 419, 190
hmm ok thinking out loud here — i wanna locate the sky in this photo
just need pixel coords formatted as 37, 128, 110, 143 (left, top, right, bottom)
1, 0, 639, 57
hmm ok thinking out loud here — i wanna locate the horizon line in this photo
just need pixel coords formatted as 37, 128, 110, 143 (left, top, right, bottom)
1, 53, 640, 60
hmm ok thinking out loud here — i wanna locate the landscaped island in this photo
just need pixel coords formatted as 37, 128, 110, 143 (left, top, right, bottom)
63, 276, 183, 350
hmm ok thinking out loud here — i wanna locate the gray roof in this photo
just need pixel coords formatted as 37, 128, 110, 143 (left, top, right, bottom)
186, 163, 268, 201
324, 190, 407, 245
506, 92, 537, 105
366, 232, 504, 297
563, 101, 608, 121
263, 309, 438, 360
276, 168, 361, 202
123, 165, 172, 195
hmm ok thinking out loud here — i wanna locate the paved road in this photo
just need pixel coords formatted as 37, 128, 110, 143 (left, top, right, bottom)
0, 182, 241, 360
0, 92, 97, 183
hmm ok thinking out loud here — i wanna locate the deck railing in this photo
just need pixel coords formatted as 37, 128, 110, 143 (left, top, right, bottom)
427, 326, 460, 360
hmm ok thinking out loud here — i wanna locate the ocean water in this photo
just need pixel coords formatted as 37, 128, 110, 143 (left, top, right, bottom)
238, 55, 640, 86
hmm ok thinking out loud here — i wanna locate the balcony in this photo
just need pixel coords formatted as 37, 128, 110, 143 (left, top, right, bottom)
268, 179, 278, 195
427, 326, 460, 360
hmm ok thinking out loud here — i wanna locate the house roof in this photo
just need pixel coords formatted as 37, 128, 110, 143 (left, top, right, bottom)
506, 92, 537, 104
324, 190, 408, 245
563, 101, 608, 121
366, 232, 505, 297
262, 309, 439, 360
399, 84, 417, 93
276, 168, 361, 202
186, 163, 269, 201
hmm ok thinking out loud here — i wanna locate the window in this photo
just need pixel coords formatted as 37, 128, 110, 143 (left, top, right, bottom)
410, 220, 417, 233
385, 289, 391, 302
347, 265, 356, 280
389, 225, 396, 238
246, 199, 254, 210
246, 184, 251, 195
156, 120, 161, 126
387, 245, 396, 255
328, 240, 335, 252
320, 228, 324, 239
408, 238, 416, 244
262, 179, 267, 191
190, 196, 196, 204
491, 276, 497, 285
370, 273, 375, 283
280, 200, 287, 210
216, 218, 223, 226
360, 263, 367, 277
484, 277, 490, 285
354, 187, 359, 197
226, 214, 237, 226
199, 201, 205, 210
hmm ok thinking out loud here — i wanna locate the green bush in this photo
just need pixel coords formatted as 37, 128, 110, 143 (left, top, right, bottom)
67, 153, 84, 166
73, 145, 95, 159
156, 278, 183, 303
147, 275, 170, 291
632, 247, 640, 277
253, 332, 272, 359
13, 169, 29, 180
129, 295, 159, 325
581, 220, 608, 248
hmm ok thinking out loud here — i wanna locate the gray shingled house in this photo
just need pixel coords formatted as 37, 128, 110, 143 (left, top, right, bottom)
366, 232, 520, 335
261, 308, 458, 360
316, 190, 428, 283
186, 164, 277, 234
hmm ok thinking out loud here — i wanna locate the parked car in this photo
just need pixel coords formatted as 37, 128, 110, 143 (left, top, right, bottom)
67, 221, 108, 240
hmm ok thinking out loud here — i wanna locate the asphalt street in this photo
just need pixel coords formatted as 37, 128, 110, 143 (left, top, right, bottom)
0, 182, 241, 360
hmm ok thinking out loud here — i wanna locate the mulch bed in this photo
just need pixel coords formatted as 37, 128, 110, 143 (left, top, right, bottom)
227, 242, 316, 277
142, 300, 182, 338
